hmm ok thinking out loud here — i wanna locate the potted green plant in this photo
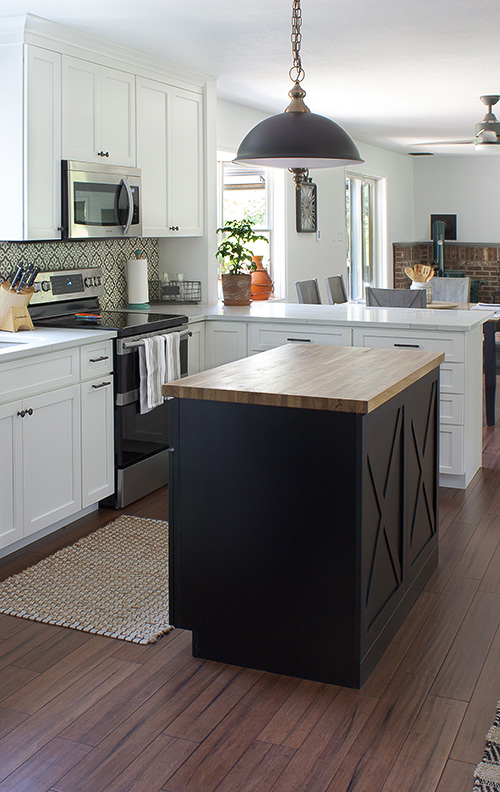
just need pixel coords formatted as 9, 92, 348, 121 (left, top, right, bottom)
216, 219, 269, 305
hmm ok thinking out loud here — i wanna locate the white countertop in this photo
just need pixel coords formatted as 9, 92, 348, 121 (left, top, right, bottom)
135, 300, 495, 332
0, 327, 117, 363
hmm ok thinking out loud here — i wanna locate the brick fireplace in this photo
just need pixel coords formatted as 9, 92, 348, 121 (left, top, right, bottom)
393, 243, 500, 302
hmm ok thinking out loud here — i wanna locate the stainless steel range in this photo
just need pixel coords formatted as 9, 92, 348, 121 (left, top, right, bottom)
30, 267, 189, 508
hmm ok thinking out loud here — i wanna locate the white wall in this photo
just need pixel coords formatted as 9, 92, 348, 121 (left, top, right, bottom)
413, 155, 500, 243
217, 99, 415, 301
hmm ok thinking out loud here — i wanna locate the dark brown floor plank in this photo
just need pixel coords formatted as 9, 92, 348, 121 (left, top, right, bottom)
257, 678, 339, 749
453, 512, 500, 580
324, 671, 433, 792
0, 613, 33, 642
99, 734, 197, 792
54, 662, 263, 792
435, 759, 476, 792
430, 590, 500, 700
59, 630, 194, 745
0, 706, 28, 740
0, 656, 138, 782
424, 520, 477, 594
0, 621, 69, 674
265, 688, 378, 792
164, 673, 300, 792
379, 695, 467, 792
14, 628, 91, 673
162, 665, 267, 743
0, 665, 39, 704
210, 741, 296, 792
480, 540, 500, 593
400, 575, 479, 678
451, 626, 500, 764
0, 737, 91, 792
2, 635, 127, 714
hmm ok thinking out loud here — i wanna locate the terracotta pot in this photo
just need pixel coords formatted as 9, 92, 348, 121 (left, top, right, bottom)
221, 273, 252, 305
251, 256, 273, 301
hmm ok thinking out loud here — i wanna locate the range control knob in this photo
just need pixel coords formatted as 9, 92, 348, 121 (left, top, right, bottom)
41, 281, 51, 292
95, 276, 102, 286
84, 277, 93, 288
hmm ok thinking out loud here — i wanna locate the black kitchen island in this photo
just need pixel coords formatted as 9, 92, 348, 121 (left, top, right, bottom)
163, 342, 444, 688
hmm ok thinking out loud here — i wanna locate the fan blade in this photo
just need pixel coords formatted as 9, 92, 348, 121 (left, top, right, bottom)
412, 140, 474, 146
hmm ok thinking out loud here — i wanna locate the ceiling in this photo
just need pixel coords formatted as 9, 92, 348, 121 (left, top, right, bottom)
3, 0, 500, 156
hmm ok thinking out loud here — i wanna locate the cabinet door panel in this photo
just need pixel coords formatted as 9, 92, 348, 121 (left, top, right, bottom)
169, 87, 203, 235
81, 376, 114, 507
62, 56, 101, 162
101, 68, 136, 166
137, 77, 169, 234
23, 385, 81, 537
0, 403, 23, 550
205, 322, 247, 369
26, 46, 61, 239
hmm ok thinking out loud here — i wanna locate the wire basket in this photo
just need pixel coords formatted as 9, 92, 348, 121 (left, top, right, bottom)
158, 280, 201, 304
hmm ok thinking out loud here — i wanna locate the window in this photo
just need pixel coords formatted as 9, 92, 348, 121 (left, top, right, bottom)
345, 173, 386, 300
217, 154, 273, 275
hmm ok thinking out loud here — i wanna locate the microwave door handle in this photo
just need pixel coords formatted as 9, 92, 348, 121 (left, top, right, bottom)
121, 178, 134, 235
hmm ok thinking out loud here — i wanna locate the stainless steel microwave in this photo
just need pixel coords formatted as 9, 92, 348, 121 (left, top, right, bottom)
61, 160, 142, 239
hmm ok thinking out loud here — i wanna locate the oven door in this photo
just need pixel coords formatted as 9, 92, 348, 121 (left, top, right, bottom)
114, 329, 188, 469
62, 161, 142, 239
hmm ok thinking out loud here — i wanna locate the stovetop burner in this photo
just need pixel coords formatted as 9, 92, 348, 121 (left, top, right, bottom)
33, 307, 188, 338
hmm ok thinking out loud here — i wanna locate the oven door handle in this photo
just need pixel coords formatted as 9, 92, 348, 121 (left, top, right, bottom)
121, 178, 134, 236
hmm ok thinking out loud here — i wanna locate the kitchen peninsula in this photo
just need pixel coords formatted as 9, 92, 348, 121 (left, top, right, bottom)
164, 343, 444, 687
143, 299, 493, 488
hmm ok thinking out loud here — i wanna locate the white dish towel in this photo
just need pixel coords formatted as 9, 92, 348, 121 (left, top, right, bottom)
139, 332, 181, 414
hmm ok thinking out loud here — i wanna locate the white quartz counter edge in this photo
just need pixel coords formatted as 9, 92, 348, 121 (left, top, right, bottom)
0, 327, 117, 363
133, 301, 495, 332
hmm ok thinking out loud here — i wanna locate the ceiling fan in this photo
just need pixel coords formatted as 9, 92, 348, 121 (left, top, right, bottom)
411, 95, 500, 152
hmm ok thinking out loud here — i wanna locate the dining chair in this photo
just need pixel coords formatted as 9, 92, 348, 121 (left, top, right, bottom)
295, 279, 322, 304
430, 276, 471, 303
324, 275, 348, 304
365, 287, 426, 308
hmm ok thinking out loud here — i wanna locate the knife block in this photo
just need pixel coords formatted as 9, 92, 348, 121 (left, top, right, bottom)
0, 282, 35, 332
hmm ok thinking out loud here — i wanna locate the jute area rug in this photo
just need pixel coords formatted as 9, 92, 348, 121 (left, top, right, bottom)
474, 700, 500, 791
0, 515, 173, 644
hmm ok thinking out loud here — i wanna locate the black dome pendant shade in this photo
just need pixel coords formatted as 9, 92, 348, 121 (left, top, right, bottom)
235, 110, 363, 169
234, 0, 363, 177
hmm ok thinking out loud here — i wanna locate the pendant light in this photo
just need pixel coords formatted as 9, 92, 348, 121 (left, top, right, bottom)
234, 0, 364, 184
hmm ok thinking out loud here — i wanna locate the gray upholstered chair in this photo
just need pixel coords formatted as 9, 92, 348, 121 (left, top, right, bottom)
324, 275, 348, 304
430, 276, 470, 303
365, 287, 426, 308
295, 279, 321, 304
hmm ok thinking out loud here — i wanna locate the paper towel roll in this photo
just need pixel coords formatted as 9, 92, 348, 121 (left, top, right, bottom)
125, 259, 149, 306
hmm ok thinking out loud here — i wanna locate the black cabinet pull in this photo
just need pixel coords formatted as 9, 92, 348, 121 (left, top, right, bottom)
26, 408, 33, 416
97, 151, 110, 157
89, 356, 110, 363
393, 343, 420, 348
17, 410, 26, 418
286, 337, 311, 343
91, 381, 111, 389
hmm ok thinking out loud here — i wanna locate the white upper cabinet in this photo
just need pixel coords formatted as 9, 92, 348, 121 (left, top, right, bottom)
0, 44, 62, 241
137, 77, 203, 237
62, 55, 136, 167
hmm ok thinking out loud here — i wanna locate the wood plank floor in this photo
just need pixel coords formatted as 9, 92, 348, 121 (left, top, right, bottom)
1, 407, 500, 791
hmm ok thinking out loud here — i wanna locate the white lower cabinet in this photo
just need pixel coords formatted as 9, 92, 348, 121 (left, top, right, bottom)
205, 321, 247, 369
0, 340, 115, 553
81, 375, 114, 508
188, 322, 206, 375
352, 325, 481, 487
23, 385, 82, 538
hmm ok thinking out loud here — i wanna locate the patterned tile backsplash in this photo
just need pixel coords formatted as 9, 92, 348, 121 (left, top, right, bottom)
0, 238, 160, 309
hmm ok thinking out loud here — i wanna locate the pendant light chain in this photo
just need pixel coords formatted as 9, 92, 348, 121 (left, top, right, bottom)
290, 0, 305, 84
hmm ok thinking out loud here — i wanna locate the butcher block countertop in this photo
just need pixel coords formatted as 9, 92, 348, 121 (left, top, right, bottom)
163, 343, 445, 414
